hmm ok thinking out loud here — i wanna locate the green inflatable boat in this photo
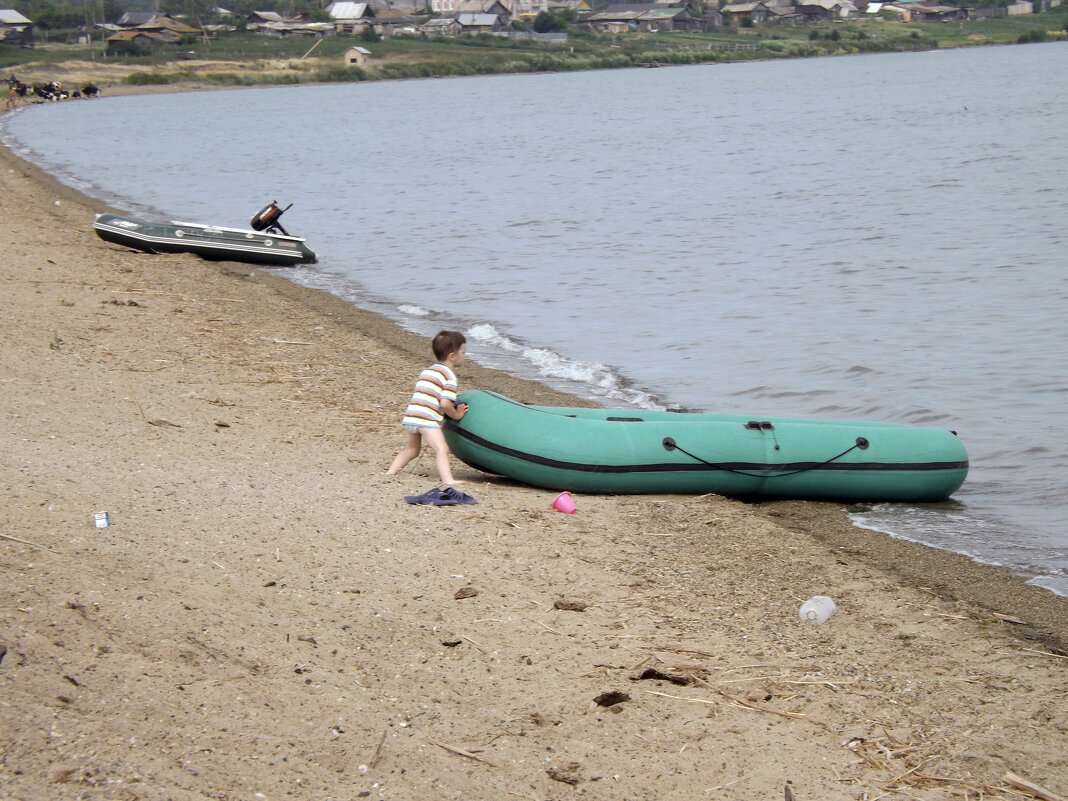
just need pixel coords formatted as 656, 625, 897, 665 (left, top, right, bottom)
443, 390, 969, 501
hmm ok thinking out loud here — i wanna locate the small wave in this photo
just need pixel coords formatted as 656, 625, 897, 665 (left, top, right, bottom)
901, 408, 957, 426
466, 323, 664, 409
736, 387, 836, 401
1026, 576, 1068, 597
848, 504, 1067, 596
398, 304, 431, 318
810, 363, 879, 377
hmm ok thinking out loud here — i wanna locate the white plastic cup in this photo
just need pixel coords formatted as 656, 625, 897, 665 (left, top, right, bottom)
799, 595, 836, 624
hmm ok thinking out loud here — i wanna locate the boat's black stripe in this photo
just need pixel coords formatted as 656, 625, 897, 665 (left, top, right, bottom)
447, 425, 969, 475
94, 225, 306, 260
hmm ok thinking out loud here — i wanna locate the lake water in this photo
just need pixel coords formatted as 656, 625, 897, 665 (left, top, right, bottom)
4, 42, 1067, 595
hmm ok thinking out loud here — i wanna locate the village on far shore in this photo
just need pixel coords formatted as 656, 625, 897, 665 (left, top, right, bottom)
2, 0, 1064, 54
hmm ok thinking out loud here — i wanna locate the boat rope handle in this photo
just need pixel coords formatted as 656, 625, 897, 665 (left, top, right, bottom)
662, 436, 870, 478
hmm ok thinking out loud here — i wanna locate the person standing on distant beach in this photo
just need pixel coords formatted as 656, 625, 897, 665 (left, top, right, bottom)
5, 83, 16, 112
387, 330, 469, 485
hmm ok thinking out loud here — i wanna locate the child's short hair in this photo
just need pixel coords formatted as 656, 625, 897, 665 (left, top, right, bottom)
432, 330, 466, 362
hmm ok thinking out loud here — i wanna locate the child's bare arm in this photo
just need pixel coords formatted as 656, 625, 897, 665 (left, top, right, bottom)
441, 398, 469, 420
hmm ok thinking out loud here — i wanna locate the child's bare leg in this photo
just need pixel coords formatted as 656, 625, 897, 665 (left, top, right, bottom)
387, 431, 423, 475
422, 428, 461, 485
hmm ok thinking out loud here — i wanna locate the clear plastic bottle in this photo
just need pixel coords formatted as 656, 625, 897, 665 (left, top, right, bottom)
799, 595, 836, 624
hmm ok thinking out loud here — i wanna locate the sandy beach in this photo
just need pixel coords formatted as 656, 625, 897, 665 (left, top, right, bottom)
1, 125, 1066, 801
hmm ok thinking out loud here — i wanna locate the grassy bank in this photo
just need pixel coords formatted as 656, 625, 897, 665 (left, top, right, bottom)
3, 9, 1066, 90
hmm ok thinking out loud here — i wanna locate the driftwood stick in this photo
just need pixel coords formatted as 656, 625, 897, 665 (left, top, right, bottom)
886, 757, 938, 787
716, 689, 824, 726
652, 677, 829, 728
369, 728, 388, 768
643, 645, 720, 659
461, 634, 486, 652
1003, 772, 1067, 801
0, 532, 57, 553
1019, 647, 1068, 661
646, 689, 717, 706
433, 740, 497, 768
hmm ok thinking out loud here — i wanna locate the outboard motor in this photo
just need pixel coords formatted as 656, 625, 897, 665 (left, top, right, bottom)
250, 201, 292, 236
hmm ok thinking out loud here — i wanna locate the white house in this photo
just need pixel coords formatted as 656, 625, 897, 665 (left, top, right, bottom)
0, 8, 31, 25
0, 7, 32, 38
327, 1, 372, 28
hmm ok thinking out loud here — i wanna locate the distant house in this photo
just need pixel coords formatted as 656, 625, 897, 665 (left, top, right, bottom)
368, 15, 423, 36
583, 4, 646, 32
145, 15, 203, 37
328, 1, 372, 20
0, 7, 31, 23
548, 0, 591, 12
456, 12, 505, 32
514, 0, 589, 25
327, 1, 375, 33
643, 6, 701, 30
457, 0, 513, 25
796, 0, 856, 21
868, 1, 908, 17
374, 0, 427, 11
421, 16, 462, 34
344, 45, 371, 65
704, 5, 726, 26
912, 2, 966, 19
720, 1, 772, 24
766, 3, 802, 24
881, 0, 963, 20
0, 8, 32, 45
105, 14, 202, 46
246, 10, 334, 35
106, 29, 165, 47
583, 0, 709, 30
584, 3, 702, 32
246, 10, 289, 25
